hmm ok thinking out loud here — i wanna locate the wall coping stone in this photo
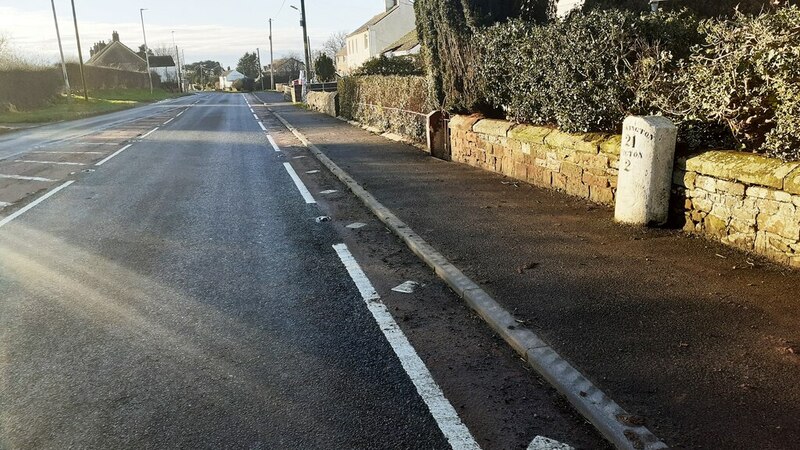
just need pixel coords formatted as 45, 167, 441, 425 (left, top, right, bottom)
785, 167, 800, 196
449, 114, 484, 131
684, 150, 800, 190
472, 118, 513, 137
508, 124, 553, 145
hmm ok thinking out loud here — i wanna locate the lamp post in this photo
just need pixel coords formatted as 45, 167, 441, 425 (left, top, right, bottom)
50, 0, 71, 100
140, 8, 153, 94
69, 0, 88, 100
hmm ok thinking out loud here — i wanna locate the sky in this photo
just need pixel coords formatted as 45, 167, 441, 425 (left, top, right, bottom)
0, 0, 389, 68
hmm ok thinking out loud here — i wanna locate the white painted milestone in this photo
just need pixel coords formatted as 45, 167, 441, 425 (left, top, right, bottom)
614, 115, 677, 226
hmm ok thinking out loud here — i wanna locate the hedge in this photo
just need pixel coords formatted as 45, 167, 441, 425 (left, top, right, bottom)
338, 75, 429, 142
474, 6, 800, 161
0, 69, 63, 111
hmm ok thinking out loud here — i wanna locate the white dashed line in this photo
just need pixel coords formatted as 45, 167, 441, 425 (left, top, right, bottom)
258, 122, 267, 131
0, 174, 55, 182
95, 144, 133, 166
30, 151, 104, 155
332, 244, 480, 450
253, 113, 259, 120
267, 135, 280, 152
140, 127, 159, 139
16, 160, 86, 166
176, 111, 185, 117
163, 118, 174, 125
282, 162, 316, 204
0, 181, 74, 229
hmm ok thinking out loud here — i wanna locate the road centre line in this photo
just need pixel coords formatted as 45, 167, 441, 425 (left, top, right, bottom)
0, 174, 56, 182
163, 118, 175, 125
140, 127, 159, 139
176, 111, 185, 117
267, 135, 280, 152
253, 113, 259, 120
282, 162, 316, 204
332, 243, 480, 450
95, 144, 133, 166
0, 181, 74, 229
16, 160, 86, 166
258, 122, 267, 132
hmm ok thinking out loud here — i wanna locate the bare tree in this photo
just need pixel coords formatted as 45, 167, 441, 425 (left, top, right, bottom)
322, 31, 348, 58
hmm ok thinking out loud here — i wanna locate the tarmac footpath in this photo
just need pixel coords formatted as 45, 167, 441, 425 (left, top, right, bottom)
254, 92, 800, 450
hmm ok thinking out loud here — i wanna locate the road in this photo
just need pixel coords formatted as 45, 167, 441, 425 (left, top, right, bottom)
0, 93, 606, 449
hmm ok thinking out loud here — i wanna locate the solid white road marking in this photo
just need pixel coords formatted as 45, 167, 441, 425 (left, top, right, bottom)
0, 181, 74, 229
267, 135, 280, 152
140, 127, 159, 139
527, 436, 574, 450
16, 160, 86, 166
0, 174, 56, 182
163, 118, 175, 125
282, 163, 316, 204
258, 122, 267, 131
332, 244, 480, 450
95, 144, 133, 166
30, 151, 104, 155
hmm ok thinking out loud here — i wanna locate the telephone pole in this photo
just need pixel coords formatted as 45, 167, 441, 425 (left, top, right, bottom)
69, 0, 88, 100
172, 31, 183, 93
300, 0, 311, 78
269, 18, 275, 90
50, 0, 71, 100
140, 8, 153, 94
257, 48, 264, 91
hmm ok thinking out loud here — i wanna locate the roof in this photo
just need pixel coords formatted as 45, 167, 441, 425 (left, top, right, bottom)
268, 57, 305, 71
335, 47, 348, 57
147, 55, 175, 68
348, 5, 398, 37
85, 40, 147, 72
382, 30, 419, 54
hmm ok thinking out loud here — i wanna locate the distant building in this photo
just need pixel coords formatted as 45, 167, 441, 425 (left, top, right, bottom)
86, 31, 147, 72
344, 0, 415, 72
335, 47, 348, 74
555, 0, 585, 17
219, 69, 246, 90
381, 30, 420, 58
263, 57, 306, 84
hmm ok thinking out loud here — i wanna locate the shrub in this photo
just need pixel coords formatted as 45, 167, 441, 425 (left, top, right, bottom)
232, 77, 256, 92
315, 53, 336, 82
354, 55, 424, 76
653, 7, 800, 160
337, 75, 429, 142
476, 9, 700, 133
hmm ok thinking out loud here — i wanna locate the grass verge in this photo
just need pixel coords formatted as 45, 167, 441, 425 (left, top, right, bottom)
0, 89, 187, 124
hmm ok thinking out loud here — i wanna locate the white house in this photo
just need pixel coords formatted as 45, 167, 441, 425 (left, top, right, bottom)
555, 0, 585, 18
219, 69, 246, 90
381, 30, 420, 58
344, 0, 416, 72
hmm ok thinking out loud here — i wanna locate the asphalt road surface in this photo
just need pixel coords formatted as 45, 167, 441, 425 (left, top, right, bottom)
0, 93, 606, 449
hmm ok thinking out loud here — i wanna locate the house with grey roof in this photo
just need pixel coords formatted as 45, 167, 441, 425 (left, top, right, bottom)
381, 30, 420, 58
86, 31, 147, 73
343, 0, 415, 73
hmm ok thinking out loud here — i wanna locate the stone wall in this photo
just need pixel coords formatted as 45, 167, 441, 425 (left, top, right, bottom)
306, 91, 338, 117
449, 115, 800, 268
674, 152, 800, 267
449, 115, 620, 205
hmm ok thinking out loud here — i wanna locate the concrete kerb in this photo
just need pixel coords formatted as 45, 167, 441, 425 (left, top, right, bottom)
266, 104, 668, 450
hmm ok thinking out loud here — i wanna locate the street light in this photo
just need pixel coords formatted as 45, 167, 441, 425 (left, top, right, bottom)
140, 8, 153, 94
290, 2, 311, 86
268, 18, 275, 90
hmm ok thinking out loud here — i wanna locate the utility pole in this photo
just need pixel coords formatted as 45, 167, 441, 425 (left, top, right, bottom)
257, 48, 265, 91
140, 8, 153, 94
269, 18, 275, 90
50, 0, 71, 101
298, 0, 311, 100
69, 0, 88, 100
172, 31, 182, 93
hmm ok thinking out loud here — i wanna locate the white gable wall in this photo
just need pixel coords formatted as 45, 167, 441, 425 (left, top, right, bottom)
345, 2, 416, 72
556, 0, 585, 17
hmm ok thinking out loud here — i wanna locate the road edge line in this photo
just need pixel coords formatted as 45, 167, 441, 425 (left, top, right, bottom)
266, 105, 668, 450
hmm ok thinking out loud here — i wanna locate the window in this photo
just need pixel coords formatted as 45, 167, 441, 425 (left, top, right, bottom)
364, 35, 368, 49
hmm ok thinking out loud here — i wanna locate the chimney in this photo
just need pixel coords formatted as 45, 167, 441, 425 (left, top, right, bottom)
385, 0, 397, 11
112, 31, 120, 42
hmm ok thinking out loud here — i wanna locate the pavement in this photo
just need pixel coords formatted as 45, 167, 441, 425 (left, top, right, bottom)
254, 91, 800, 450
0, 93, 608, 450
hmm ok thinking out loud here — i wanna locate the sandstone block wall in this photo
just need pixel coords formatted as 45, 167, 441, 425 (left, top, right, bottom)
449, 115, 800, 268
306, 91, 338, 117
